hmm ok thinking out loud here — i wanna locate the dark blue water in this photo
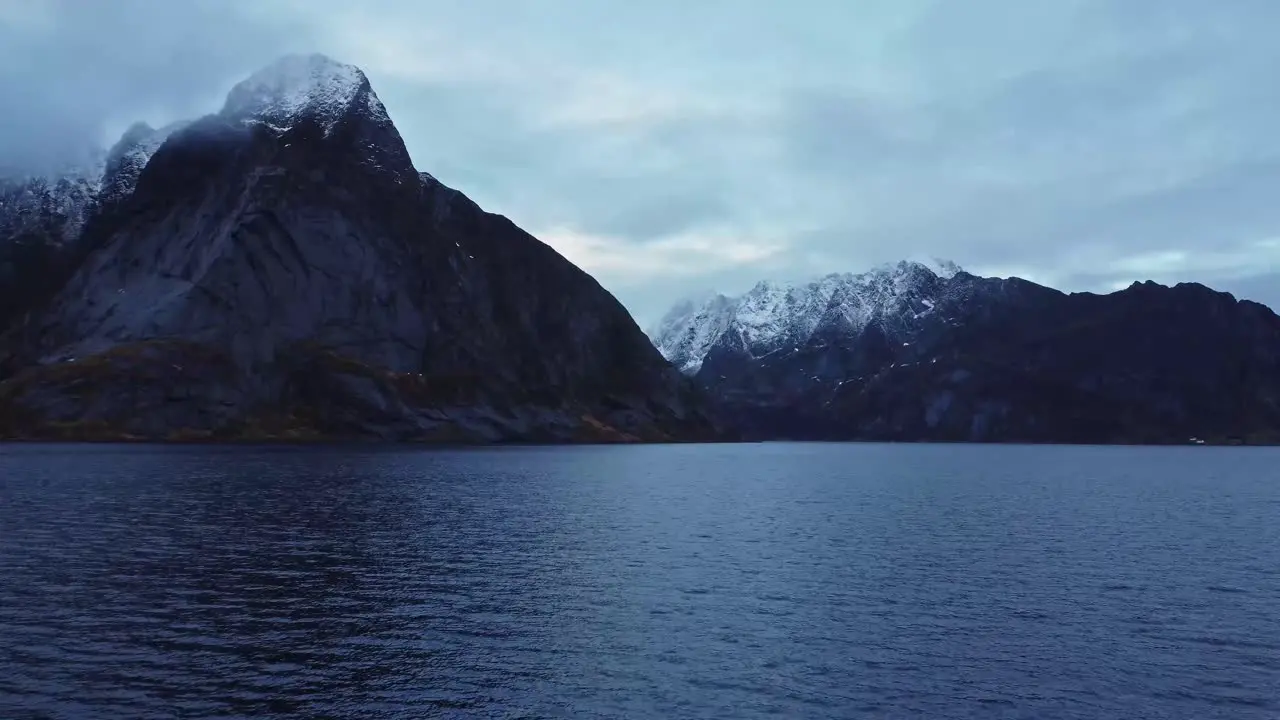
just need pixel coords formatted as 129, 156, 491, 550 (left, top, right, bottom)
0, 443, 1277, 719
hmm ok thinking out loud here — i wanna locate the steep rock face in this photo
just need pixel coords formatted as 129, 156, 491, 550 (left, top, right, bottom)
98, 121, 191, 208
0, 54, 719, 443
654, 265, 1280, 444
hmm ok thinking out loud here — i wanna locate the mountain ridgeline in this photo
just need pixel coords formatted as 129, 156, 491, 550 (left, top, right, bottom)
0, 54, 720, 443
651, 262, 1280, 445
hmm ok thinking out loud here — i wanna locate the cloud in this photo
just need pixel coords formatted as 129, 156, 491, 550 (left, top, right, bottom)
752, 1, 1280, 312
970, 238, 1280, 296
543, 228, 783, 280
0, 0, 312, 170
537, 226, 785, 323
5, 0, 1280, 326
1070, 238, 1280, 291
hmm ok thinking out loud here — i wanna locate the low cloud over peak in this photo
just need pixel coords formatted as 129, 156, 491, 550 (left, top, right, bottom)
5, 0, 1280, 325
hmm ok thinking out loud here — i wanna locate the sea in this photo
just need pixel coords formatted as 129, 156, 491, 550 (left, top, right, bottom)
1, 442, 1276, 718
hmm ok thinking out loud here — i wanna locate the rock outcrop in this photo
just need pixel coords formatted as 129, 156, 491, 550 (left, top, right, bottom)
0, 54, 720, 443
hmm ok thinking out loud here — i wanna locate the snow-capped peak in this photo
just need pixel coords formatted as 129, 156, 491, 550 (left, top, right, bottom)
649, 291, 736, 374
3, 53, 408, 253
0, 155, 106, 245
650, 259, 966, 374
221, 53, 387, 133
99, 120, 190, 203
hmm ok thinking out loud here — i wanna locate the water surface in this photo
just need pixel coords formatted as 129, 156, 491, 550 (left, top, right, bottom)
1, 442, 1277, 718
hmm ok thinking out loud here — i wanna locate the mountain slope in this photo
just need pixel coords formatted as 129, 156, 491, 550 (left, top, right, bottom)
0, 54, 719, 443
653, 263, 1280, 444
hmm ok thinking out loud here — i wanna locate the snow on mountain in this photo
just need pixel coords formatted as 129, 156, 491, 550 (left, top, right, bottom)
649, 292, 736, 374
221, 53, 389, 134
0, 152, 107, 245
650, 260, 965, 374
3, 54, 398, 253
920, 257, 962, 279
1, 121, 192, 248
99, 120, 191, 204
0, 53, 721, 444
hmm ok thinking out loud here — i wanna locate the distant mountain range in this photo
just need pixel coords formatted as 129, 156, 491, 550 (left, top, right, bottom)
0, 54, 721, 443
650, 261, 1280, 444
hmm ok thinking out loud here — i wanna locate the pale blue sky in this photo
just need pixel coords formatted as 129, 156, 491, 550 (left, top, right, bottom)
4, 0, 1280, 325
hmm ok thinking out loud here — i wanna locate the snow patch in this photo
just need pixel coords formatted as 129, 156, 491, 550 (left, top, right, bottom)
649, 259, 966, 374
648, 292, 735, 374
1, 151, 107, 244
221, 53, 370, 134
99, 120, 190, 201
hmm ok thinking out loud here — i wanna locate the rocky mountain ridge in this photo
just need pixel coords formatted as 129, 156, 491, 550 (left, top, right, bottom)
650, 259, 964, 374
652, 263, 1280, 444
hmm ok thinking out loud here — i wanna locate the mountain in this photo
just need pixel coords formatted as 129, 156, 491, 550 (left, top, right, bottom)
651, 261, 1280, 444
651, 260, 964, 375
0, 53, 720, 443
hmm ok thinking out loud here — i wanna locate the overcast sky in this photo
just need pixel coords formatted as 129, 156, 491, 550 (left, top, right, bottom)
4, 0, 1280, 326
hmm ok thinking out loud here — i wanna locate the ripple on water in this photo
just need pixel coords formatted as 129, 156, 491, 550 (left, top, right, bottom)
0, 443, 1277, 719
